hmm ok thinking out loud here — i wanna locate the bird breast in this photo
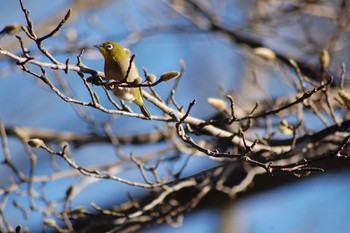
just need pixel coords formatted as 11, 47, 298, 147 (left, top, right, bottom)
104, 59, 139, 102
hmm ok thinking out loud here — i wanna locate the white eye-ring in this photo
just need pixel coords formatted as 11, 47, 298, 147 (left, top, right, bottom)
106, 43, 113, 50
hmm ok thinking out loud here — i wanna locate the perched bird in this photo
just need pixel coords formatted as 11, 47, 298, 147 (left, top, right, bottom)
94, 41, 150, 118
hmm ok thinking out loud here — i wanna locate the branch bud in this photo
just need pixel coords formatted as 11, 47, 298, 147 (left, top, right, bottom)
43, 218, 57, 227
160, 71, 180, 82
279, 119, 293, 135
64, 8, 72, 21
253, 47, 276, 61
133, 77, 142, 85
146, 74, 157, 83
66, 185, 74, 198
207, 97, 227, 111
27, 138, 45, 148
319, 49, 330, 69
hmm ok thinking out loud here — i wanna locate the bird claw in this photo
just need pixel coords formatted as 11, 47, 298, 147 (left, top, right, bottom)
86, 76, 103, 85
106, 80, 116, 90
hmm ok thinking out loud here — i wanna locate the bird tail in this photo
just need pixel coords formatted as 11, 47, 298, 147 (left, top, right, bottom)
133, 87, 151, 118
139, 105, 151, 118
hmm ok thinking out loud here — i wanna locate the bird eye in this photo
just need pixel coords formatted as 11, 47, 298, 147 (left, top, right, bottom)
106, 44, 113, 50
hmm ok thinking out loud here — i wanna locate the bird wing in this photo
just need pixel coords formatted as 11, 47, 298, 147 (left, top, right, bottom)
120, 58, 141, 83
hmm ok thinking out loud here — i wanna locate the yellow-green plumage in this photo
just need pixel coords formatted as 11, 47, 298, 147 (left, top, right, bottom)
95, 42, 150, 118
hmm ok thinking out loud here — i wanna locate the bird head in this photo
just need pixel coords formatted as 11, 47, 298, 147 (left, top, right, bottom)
94, 41, 128, 62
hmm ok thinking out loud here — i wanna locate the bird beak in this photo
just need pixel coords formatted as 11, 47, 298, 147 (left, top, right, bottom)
93, 44, 101, 49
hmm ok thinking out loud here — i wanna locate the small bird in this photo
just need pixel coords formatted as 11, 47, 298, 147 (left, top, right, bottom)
94, 41, 150, 118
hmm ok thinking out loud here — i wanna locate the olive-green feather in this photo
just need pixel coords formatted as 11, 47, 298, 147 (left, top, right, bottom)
95, 41, 151, 118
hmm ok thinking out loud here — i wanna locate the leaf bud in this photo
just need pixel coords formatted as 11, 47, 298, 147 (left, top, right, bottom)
319, 49, 330, 69
146, 74, 157, 83
160, 71, 180, 82
27, 138, 45, 148
207, 97, 227, 111
253, 47, 276, 61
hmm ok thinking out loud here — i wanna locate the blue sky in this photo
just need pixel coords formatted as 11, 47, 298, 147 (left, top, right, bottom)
1, 1, 349, 232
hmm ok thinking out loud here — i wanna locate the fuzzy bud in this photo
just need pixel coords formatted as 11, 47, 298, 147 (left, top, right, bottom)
207, 97, 227, 111
28, 138, 45, 148
43, 218, 57, 227
279, 119, 293, 135
133, 77, 142, 85
253, 47, 276, 61
66, 186, 74, 198
319, 49, 330, 69
160, 71, 180, 82
146, 74, 157, 83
